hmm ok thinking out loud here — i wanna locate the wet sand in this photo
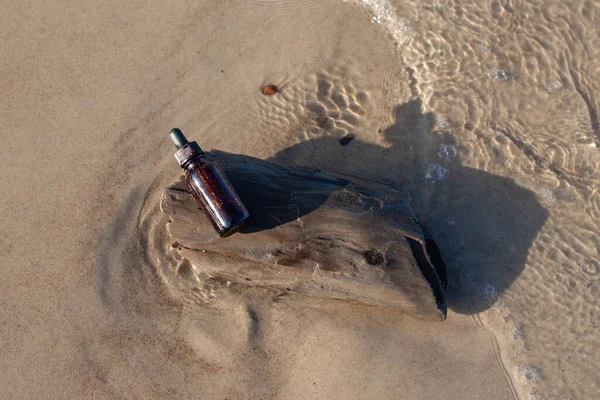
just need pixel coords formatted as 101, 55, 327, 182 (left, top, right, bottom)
1, 0, 599, 399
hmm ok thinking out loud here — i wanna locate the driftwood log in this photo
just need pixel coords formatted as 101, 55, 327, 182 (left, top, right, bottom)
161, 151, 448, 321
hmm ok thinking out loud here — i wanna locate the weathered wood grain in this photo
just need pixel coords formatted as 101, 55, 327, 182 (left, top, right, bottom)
162, 151, 448, 321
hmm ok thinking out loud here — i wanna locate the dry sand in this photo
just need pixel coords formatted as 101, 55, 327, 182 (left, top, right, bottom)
1, 0, 599, 399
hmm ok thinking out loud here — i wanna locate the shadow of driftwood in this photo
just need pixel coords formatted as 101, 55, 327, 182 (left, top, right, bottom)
266, 98, 548, 314
207, 151, 351, 233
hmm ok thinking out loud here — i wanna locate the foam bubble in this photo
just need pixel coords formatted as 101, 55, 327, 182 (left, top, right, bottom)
539, 188, 556, 203
480, 283, 500, 305
435, 118, 450, 130
477, 44, 491, 53
488, 68, 509, 82
518, 365, 542, 383
512, 324, 524, 340
437, 144, 457, 161
546, 81, 562, 93
347, 0, 413, 46
425, 163, 448, 181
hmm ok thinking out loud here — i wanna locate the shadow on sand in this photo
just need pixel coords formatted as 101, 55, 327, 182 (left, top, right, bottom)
260, 98, 549, 314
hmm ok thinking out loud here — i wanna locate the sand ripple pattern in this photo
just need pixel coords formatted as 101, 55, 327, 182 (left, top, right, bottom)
250, 65, 375, 143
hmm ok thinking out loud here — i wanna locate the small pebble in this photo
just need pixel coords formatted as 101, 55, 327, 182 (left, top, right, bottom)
262, 85, 278, 95
339, 133, 356, 146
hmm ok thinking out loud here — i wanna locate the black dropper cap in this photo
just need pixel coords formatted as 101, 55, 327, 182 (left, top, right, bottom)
169, 128, 204, 168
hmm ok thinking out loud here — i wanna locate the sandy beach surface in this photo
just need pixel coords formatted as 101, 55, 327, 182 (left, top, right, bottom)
1, 0, 599, 398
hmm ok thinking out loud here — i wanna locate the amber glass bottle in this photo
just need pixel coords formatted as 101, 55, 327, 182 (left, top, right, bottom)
169, 128, 250, 237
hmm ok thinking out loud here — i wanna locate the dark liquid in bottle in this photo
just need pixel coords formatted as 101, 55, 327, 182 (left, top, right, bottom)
170, 128, 250, 237
185, 159, 250, 237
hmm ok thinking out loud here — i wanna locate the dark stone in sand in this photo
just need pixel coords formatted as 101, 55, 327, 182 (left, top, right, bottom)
262, 85, 278, 95
161, 151, 448, 321
339, 133, 356, 145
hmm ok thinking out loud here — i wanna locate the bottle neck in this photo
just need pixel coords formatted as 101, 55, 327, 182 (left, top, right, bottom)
182, 155, 205, 172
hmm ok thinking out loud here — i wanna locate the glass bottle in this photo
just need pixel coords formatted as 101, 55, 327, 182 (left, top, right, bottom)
169, 128, 250, 237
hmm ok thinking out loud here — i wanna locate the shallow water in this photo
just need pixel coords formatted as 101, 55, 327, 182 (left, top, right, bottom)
1, 0, 599, 398
374, 1, 600, 398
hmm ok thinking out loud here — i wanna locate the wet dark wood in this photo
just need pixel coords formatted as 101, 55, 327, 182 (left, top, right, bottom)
161, 151, 447, 321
